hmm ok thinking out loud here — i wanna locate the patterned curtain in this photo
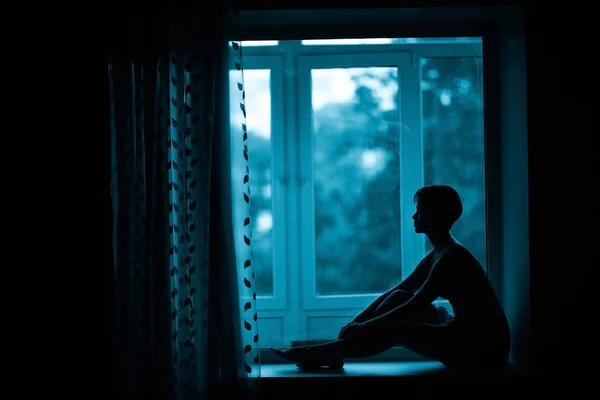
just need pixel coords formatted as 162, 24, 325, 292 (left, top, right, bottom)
109, 17, 260, 400
228, 41, 262, 381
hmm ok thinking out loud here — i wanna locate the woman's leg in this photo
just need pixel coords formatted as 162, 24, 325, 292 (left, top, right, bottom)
274, 320, 464, 368
370, 290, 440, 323
272, 291, 455, 368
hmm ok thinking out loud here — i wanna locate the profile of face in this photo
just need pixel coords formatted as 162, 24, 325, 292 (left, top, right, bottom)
412, 185, 462, 235
412, 200, 442, 234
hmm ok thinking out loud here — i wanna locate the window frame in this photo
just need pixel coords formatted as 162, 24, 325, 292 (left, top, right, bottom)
296, 51, 422, 310
229, 17, 508, 361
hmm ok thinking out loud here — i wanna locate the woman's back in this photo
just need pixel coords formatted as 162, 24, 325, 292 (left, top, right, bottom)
437, 244, 510, 339
435, 244, 511, 368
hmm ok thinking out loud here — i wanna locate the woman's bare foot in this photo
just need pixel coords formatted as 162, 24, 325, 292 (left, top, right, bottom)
270, 347, 344, 370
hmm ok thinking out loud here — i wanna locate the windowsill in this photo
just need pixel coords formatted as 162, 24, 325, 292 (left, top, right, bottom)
260, 361, 529, 380
261, 361, 447, 378
256, 361, 530, 398
260, 346, 430, 364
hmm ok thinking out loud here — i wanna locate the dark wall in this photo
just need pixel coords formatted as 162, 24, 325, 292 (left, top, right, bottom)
524, 3, 592, 377
227, 0, 521, 10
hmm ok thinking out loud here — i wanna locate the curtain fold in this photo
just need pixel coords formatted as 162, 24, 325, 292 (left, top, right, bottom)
221, 40, 262, 384
109, 16, 260, 400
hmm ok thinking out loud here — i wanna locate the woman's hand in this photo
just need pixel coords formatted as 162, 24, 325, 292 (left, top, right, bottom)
338, 322, 367, 339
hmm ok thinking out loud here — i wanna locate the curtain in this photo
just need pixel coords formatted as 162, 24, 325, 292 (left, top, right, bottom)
109, 16, 260, 400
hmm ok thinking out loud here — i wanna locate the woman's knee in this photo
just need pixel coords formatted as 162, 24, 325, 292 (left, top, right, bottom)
374, 291, 438, 322
388, 290, 414, 304
373, 290, 414, 315
388, 291, 440, 323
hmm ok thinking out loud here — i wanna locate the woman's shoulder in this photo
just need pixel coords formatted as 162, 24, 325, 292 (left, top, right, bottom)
435, 242, 479, 270
437, 241, 469, 259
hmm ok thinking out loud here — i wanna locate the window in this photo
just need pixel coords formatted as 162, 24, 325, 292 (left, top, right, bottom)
229, 38, 486, 353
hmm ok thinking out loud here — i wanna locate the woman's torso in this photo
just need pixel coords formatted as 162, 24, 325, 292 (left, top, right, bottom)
432, 244, 510, 344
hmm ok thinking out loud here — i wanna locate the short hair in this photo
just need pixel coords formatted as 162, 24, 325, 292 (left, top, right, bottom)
413, 184, 463, 228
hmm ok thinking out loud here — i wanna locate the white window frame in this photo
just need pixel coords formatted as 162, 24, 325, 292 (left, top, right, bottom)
236, 40, 487, 358
233, 55, 287, 310
297, 52, 423, 310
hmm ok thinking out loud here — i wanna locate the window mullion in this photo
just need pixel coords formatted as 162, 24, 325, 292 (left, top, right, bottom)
281, 42, 306, 344
269, 56, 288, 311
398, 50, 426, 279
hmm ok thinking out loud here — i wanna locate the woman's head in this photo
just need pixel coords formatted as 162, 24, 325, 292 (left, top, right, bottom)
412, 185, 463, 234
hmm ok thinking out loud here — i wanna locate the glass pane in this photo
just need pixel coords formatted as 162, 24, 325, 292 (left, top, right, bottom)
303, 38, 393, 45
242, 40, 279, 47
312, 67, 402, 295
421, 57, 486, 266
302, 37, 481, 45
229, 69, 274, 295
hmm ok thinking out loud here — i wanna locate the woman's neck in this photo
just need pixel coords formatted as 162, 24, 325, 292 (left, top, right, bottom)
427, 231, 454, 252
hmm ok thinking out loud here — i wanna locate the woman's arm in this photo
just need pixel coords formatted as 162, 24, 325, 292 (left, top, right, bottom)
393, 253, 432, 293
364, 253, 452, 330
352, 254, 433, 322
351, 289, 394, 323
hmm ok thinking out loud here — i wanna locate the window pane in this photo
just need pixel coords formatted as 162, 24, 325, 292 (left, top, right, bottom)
421, 57, 486, 266
242, 40, 279, 47
302, 37, 480, 45
303, 38, 393, 45
230, 69, 274, 295
312, 67, 402, 295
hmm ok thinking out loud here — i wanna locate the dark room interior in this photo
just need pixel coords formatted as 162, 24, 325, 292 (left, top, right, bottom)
107, 1, 592, 398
